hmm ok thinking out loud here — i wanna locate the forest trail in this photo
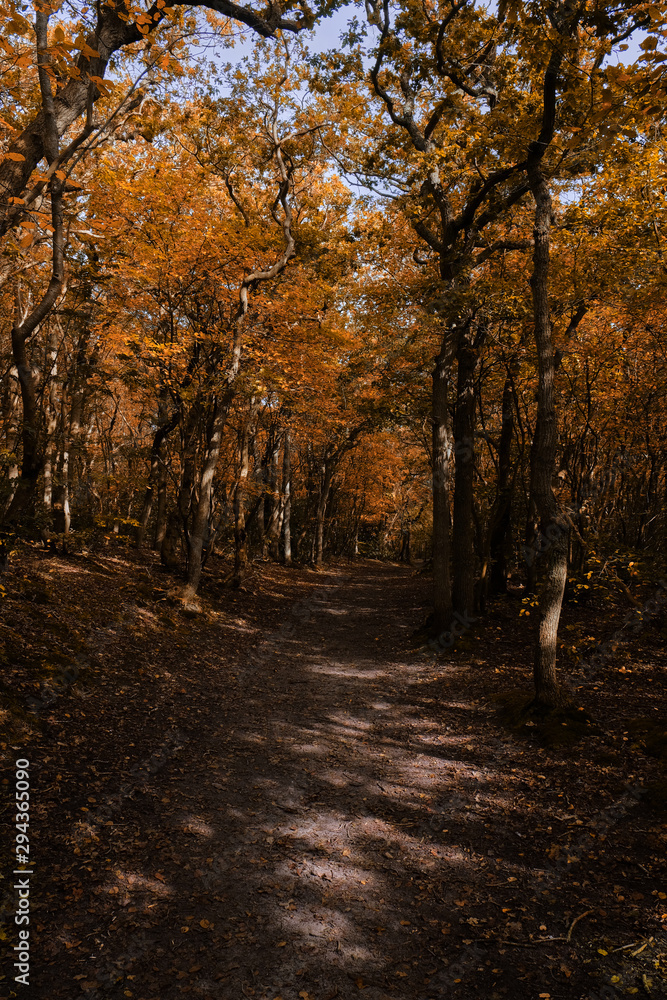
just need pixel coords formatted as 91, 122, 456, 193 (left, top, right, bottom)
4, 555, 664, 999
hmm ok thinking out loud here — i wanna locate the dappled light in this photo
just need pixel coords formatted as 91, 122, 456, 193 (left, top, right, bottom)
1, 0, 667, 997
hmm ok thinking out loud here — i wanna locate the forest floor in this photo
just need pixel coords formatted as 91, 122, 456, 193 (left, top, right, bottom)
0, 547, 666, 1000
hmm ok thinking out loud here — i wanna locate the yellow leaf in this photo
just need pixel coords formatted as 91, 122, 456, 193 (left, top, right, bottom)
6, 152, 25, 161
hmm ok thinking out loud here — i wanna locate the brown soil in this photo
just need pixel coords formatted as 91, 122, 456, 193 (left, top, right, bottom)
0, 548, 666, 999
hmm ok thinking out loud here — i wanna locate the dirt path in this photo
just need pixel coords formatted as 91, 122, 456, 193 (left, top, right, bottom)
3, 556, 665, 999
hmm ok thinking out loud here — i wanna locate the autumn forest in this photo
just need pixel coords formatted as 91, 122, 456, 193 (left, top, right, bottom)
1, 1, 667, 999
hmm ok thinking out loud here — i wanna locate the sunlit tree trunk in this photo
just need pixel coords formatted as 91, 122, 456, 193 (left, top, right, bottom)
282, 427, 292, 567
233, 410, 252, 587
1, 368, 21, 513
265, 435, 282, 561
315, 459, 333, 568
42, 326, 59, 514
432, 337, 454, 631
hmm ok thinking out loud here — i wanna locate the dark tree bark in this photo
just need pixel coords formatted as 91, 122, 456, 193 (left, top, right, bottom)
282, 427, 292, 567
136, 403, 179, 549
452, 321, 480, 620
153, 447, 169, 550
315, 460, 333, 568
183, 398, 227, 601
233, 410, 252, 587
528, 158, 569, 708
525, 23, 580, 709
161, 400, 200, 570
484, 365, 518, 600
431, 337, 454, 631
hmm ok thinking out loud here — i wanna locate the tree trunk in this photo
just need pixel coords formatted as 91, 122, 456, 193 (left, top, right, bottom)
431, 337, 454, 631
53, 349, 86, 536
452, 324, 477, 619
182, 400, 226, 602
154, 446, 169, 550
263, 433, 281, 560
484, 368, 517, 599
233, 412, 252, 587
161, 401, 200, 570
527, 160, 569, 709
6, 314, 41, 524
282, 428, 292, 567
1, 367, 21, 515
42, 326, 59, 514
315, 461, 333, 567
136, 405, 178, 549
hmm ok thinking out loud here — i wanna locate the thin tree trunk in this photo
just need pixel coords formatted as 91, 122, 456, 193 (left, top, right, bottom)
315, 462, 333, 567
452, 324, 477, 619
265, 435, 282, 561
136, 406, 178, 549
484, 368, 517, 600
6, 301, 42, 522
233, 411, 252, 587
154, 446, 169, 550
282, 427, 292, 566
431, 336, 454, 631
54, 344, 87, 535
42, 326, 59, 513
2, 367, 21, 514
183, 400, 226, 601
161, 400, 200, 570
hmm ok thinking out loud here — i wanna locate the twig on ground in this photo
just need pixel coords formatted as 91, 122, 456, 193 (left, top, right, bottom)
567, 908, 594, 942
